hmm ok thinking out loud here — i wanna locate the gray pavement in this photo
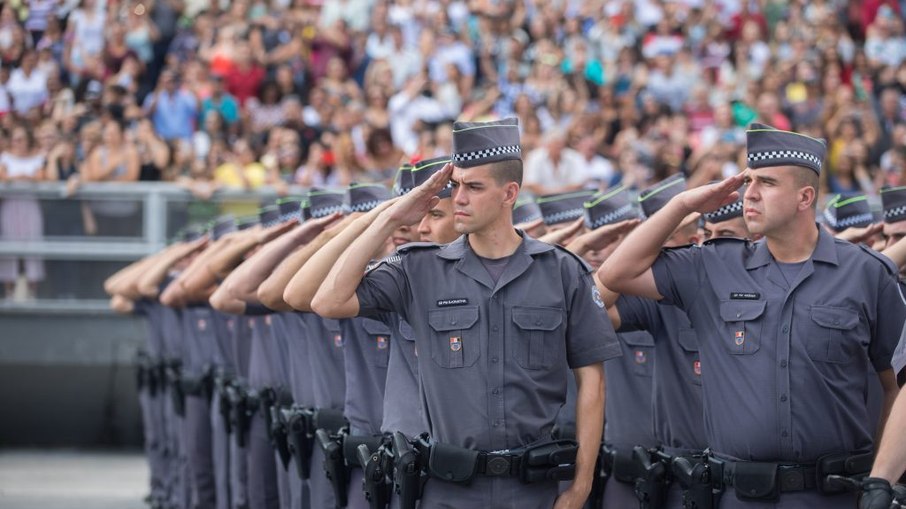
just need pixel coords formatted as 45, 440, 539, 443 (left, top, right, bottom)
0, 449, 149, 509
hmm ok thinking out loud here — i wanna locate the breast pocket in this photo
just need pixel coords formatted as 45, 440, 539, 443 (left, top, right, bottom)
621, 332, 655, 378
322, 318, 346, 355
428, 307, 480, 369
677, 328, 702, 385
719, 300, 765, 355
512, 306, 564, 370
361, 318, 392, 368
806, 306, 861, 364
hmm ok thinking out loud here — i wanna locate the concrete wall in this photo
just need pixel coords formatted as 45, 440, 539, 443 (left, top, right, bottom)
0, 311, 146, 447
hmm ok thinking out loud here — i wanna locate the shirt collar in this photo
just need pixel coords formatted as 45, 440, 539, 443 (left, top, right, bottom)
436, 230, 555, 260
745, 224, 838, 270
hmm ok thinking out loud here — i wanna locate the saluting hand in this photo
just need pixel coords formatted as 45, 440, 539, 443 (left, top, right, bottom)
835, 223, 883, 245
385, 163, 454, 227
292, 211, 344, 244
572, 218, 641, 253
678, 173, 746, 214
538, 218, 586, 246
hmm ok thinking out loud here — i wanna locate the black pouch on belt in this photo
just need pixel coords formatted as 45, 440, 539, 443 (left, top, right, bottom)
733, 462, 779, 502
428, 442, 479, 485
522, 440, 578, 483
314, 408, 348, 434
816, 452, 873, 494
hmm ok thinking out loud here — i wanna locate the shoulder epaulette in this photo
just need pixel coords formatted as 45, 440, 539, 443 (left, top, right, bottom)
397, 241, 441, 253
702, 236, 748, 246
857, 244, 899, 277
552, 244, 593, 273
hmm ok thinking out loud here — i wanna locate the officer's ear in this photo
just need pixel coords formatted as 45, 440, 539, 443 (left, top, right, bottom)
502, 182, 520, 206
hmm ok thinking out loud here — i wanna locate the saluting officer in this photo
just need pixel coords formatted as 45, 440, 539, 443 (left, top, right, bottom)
310, 118, 621, 509
601, 123, 906, 508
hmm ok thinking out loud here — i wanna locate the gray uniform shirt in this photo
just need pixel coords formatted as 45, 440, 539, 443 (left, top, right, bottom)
651, 229, 905, 461
356, 233, 621, 451
160, 305, 184, 363
300, 314, 347, 411
340, 317, 391, 434
284, 312, 315, 407
134, 299, 165, 359
617, 297, 707, 451
181, 305, 217, 378
603, 331, 657, 448
379, 315, 426, 437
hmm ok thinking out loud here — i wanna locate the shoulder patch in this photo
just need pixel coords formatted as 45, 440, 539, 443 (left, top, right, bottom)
552, 244, 593, 273
397, 241, 441, 253
857, 244, 899, 277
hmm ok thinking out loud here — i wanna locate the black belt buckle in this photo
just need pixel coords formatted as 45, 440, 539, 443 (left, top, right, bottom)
778, 465, 805, 492
485, 455, 512, 476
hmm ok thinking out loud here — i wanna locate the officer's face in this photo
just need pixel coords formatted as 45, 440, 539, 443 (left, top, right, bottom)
451, 165, 519, 234
390, 224, 418, 247
883, 221, 906, 249
703, 217, 750, 241
418, 198, 459, 244
743, 167, 813, 236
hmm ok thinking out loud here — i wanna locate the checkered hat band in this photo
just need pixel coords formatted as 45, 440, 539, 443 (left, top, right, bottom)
515, 211, 543, 224
748, 150, 822, 168
346, 200, 384, 213
836, 213, 874, 228
885, 205, 906, 220
590, 204, 634, 229
544, 208, 584, 224
703, 201, 743, 222
310, 204, 344, 218
453, 144, 521, 164
279, 210, 302, 222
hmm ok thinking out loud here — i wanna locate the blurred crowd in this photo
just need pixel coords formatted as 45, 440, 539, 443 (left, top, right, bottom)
0, 0, 905, 294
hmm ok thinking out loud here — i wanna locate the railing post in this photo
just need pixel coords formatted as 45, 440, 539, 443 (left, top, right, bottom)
144, 189, 166, 252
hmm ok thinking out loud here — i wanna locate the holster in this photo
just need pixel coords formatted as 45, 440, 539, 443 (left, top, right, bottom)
317, 426, 350, 509
357, 439, 392, 509
214, 374, 234, 435
816, 451, 873, 494
589, 448, 607, 509
632, 446, 668, 509
228, 385, 253, 448
673, 456, 718, 509
165, 362, 186, 417
602, 444, 639, 484
270, 406, 292, 470
392, 432, 429, 509
284, 406, 315, 480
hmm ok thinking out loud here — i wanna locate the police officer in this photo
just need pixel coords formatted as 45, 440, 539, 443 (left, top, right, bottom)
555, 185, 657, 509
513, 192, 547, 238
882, 187, 906, 249
310, 118, 621, 509
702, 186, 752, 241
600, 123, 905, 508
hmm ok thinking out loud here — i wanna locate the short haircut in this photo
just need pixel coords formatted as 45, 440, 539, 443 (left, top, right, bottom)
791, 166, 819, 209
491, 159, 523, 186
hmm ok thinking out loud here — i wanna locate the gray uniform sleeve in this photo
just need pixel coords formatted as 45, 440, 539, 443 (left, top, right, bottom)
650, 246, 704, 310
615, 295, 661, 334
355, 259, 409, 318
870, 277, 906, 372
566, 272, 622, 368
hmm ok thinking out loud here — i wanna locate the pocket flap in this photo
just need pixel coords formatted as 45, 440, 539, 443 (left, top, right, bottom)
428, 442, 479, 484
361, 318, 392, 336
321, 318, 341, 333
810, 306, 859, 330
733, 462, 779, 501
677, 328, 699, 352
428, 307, 480, 332
621, 331, 655, 347
398, 319, 415, 342
512, 307, 564, 331
719, 300, 766, 322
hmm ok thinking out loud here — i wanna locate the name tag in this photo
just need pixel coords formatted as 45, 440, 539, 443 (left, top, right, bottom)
437, 298, 469, 308
730, 292, 760, 300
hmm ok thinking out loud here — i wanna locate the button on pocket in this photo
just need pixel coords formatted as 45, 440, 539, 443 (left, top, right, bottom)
512, 306, 564, 370
806, 306, 860, 364
719, 300, 765, 355
428, 307, 480, 368
361, 318, 392, 368
621, 331, 655, 378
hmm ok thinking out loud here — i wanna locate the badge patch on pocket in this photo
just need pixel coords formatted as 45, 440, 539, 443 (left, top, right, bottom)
334, 334, 344, 347
634, 350, 647, 364
734, 330, 745, 346
376, 336, 388, 350
450, 336, 462, 352
693, 360, 702, 376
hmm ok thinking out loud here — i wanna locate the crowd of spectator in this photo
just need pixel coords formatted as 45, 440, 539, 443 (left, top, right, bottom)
0, 0, 905, 296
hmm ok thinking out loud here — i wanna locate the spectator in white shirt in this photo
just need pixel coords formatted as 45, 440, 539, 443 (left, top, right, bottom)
523, 128, 591, 195
7, 50, 48, 115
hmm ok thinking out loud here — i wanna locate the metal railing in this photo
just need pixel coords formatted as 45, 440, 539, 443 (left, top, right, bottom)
0, 181, 298, 311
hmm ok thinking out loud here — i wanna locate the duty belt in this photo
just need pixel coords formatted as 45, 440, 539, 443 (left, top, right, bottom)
426, 439, 578, 485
